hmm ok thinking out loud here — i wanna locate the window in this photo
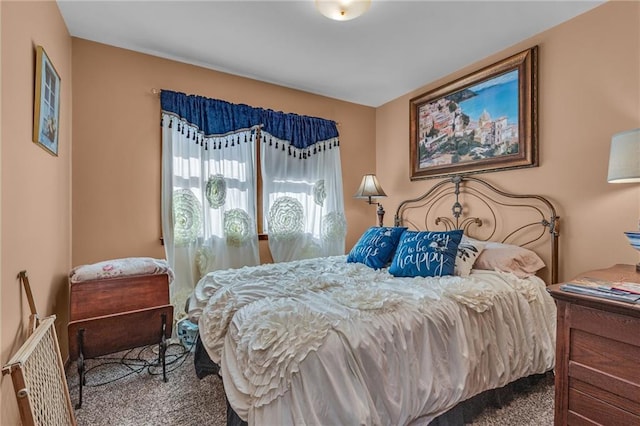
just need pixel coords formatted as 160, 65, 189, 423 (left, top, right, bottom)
159, 91, 346, 311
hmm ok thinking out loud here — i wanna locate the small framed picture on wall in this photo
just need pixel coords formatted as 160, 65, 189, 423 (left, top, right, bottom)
33, 45, 61, 156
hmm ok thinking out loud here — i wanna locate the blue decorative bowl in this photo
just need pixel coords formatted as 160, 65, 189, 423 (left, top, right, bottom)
624, 231, 640, 251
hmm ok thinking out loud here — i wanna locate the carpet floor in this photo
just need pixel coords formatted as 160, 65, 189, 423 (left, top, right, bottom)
66, 345, 554, 425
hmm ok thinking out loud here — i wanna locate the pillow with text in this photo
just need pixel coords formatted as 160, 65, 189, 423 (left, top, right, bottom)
389, 229, 463, 277
347, 226, 407, 269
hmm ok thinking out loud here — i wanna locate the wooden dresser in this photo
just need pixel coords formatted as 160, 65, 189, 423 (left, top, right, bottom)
548, 264, 640, 425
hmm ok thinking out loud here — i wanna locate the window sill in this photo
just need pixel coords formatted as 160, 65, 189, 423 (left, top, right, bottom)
160, 235, 268, 245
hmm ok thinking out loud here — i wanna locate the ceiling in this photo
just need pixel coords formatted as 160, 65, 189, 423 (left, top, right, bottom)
56, 0, 604, 107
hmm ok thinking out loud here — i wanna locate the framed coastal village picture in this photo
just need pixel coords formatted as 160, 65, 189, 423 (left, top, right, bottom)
33, 45, 61, 156
409, 46, 538, 180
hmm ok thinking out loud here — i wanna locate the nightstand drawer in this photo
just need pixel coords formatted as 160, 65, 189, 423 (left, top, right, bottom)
569, 387, 640, 425
569, 303, 640, 348
569, 377, 640, 417
569, 328, 640, 388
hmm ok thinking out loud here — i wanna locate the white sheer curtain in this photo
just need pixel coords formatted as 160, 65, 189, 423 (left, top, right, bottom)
261, 132, 346, 262
162, 114, 259, 313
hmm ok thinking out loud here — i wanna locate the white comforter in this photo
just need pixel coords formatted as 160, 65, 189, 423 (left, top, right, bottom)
189, 255, 556, 425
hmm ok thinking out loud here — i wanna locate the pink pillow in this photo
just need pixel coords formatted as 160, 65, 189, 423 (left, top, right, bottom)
473, 241, 545, 278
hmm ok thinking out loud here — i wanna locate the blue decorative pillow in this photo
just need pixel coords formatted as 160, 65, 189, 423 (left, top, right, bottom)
347, 227, 407, 269
389, 230, 463, 277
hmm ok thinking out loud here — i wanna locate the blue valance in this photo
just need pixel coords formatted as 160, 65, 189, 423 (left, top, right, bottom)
261, 110, 338, 149
161, 90, 338, 150
160, 91, 261, 135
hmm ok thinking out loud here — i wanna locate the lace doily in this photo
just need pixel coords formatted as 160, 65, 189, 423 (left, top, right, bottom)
173, 189, 202, 245
205, 174, 226, 209
224, 208, 253, 247
268, 196, 304, 238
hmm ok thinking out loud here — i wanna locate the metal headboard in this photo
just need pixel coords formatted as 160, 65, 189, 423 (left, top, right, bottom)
394, 175, 559, 284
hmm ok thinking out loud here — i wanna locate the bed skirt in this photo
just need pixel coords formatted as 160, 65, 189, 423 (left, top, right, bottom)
194, 337, 552, 426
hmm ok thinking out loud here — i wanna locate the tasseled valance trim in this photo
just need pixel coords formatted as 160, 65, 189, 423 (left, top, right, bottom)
260, 131, 339, 160
160, 90, 338, 150
162, 113, 259, 150
161, 114, 339, 158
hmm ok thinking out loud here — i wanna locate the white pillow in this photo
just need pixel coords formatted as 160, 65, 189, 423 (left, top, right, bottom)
454, 237, 486, 277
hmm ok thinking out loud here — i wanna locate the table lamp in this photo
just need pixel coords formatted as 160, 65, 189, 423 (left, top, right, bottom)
607, 128, 640, 271
354, 174, 387, 227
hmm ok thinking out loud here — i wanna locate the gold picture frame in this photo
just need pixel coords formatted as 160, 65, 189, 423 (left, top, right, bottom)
409, 46, 537, 180
33, 45, 61, 156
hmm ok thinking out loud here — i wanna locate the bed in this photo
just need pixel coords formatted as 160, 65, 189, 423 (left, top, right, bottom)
188, 174, 560, 425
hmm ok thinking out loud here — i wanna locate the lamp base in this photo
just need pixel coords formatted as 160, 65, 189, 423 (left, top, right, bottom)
376, 203, 385, 227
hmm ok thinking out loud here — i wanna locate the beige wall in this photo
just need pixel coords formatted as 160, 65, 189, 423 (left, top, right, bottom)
0, 1, 4, 419
1, 1, 637, 422
1, 1, 73, 424
377, 1, 640, 282
71, 39, 376, 267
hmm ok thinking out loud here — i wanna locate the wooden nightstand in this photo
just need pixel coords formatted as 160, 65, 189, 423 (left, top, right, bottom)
548, 264, 640, 425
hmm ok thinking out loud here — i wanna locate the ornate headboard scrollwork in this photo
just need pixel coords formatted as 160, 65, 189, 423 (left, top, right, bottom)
394, 175, 560, 284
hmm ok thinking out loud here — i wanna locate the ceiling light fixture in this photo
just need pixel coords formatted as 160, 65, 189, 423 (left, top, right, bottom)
315, 0, 371, 21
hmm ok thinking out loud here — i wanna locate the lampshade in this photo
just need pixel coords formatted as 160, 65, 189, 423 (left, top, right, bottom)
354, 174, 386, 199
607, 128, 640, 183
315, 0, 371, 21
